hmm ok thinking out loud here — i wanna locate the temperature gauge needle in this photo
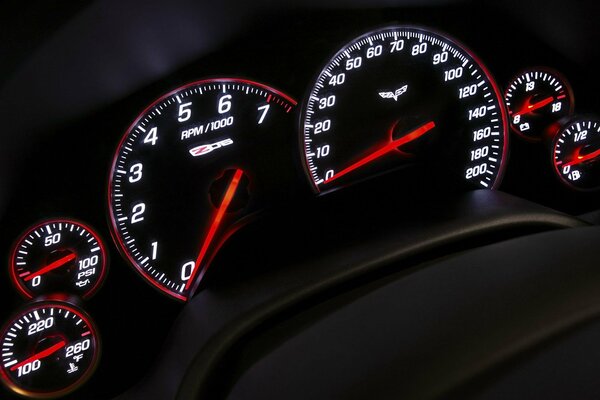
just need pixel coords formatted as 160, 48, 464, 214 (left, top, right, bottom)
185, 168, 244, 291
10, 341, 66, 371
324, 121, 436, 184
564, 147, 600, 167
23, 253, 76, 282
514, 96, 554, 117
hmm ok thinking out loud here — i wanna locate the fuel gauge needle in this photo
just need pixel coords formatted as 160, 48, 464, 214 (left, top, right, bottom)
185, 168, 244, 291
10, 341, 66, 371
563, 147, 600, 168
23, 254, 76, 281
324, 121, 436, 184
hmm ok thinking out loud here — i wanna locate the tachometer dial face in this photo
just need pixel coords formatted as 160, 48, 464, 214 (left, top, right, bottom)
10, 220, 107, 300
0, 301, 100, 399
505, 68, 573, 141
108, 78, 297, 301
301, 26, 508, 193
552, 116, 600, 191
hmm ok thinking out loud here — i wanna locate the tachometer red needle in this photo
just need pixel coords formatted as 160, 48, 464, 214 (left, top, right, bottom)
185, 169, 244, 291
324, 121, 436, 184
514, 96, 554, 117
24, 253, 76, 281
564, 147, 600, 167
10, 340, 66, 371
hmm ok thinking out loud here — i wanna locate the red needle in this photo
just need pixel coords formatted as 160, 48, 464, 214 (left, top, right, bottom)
24, 253, 76, 281
564, 147, 600, 167
10, 340, 66, 371
514, 96, 554, 117
184, 169, 244, 291
324, 121, 436, 184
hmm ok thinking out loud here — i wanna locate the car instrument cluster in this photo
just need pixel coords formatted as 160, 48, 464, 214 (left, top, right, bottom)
1, 12, 599, 398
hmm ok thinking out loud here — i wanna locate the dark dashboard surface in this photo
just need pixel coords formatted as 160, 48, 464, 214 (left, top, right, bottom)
1, 1, 599, 399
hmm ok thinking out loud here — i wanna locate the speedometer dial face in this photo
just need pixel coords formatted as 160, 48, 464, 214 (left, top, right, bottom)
301, 26, 508, 193
109, 78, 297, 301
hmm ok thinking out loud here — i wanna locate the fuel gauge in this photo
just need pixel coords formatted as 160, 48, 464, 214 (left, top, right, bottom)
505, 68, 574, 141
552, 116, 600, 191
10, 220, 108, 300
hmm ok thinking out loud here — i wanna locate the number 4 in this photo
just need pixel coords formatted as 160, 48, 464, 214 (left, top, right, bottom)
143, 127, 158, 146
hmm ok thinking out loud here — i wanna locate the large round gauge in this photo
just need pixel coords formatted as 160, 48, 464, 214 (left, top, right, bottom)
10, 220, 107, 300
0, 300, 100, 398
108, 78, 297, 301
552, 116, 600, 191
505, 67, 573, 141
301, 26, 508, 193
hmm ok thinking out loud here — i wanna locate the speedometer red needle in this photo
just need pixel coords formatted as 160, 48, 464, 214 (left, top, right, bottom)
324, 121, 436, 184
10, 340, 66, 371
24, 254, 76, 281
514, 96, 554, 117
185, 168, 244, 291
564, 147, 600, 167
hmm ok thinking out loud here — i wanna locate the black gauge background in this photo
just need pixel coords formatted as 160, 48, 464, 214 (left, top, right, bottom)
301, 26, 507, 194
1, 3, 600, 399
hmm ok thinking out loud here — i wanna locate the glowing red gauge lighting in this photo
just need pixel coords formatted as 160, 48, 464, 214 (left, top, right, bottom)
514, 96, 554, 117
324, 121, 436, 185
10, 341, 66, 371
185, 169, 245, 291
23, 253, 76, 282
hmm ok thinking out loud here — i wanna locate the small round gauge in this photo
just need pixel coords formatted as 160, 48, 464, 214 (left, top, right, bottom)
552, 116, 600, 191
108, 78, 297, 301
10, 220, 108, 300
505, 68, 574, 141
0, 300, 100, 398
301, 26, 508, 194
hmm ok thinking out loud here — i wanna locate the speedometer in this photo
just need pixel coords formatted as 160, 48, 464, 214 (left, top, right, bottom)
301, 26, 508, 193
108, 78, 297, 301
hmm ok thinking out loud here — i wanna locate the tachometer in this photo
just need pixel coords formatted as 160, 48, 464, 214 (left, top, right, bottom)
108, 78, 297, 301
301, 26, 508, 193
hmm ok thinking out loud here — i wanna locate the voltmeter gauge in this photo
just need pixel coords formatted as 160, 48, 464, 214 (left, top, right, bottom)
10, 220, 108, 300
552, 116, 600, 191
505, 68, 574, 141
0, 300, 100, 398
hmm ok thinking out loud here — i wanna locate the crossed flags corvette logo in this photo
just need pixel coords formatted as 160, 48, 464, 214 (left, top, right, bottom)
189, 138, 234, 157
378, 84, 408, 101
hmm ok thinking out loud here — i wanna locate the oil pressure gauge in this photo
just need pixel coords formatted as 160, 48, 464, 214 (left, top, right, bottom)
0, 299, 100, 398
10, 220, 108, 300
505, 68, 574, 141
552, 116, 600, 191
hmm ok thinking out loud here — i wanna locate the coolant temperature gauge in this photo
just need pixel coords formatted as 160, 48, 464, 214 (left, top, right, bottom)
0, 300, 100, 398
505, 68, 573, 141
10, 220, 108, 299
552, 116, 600, 191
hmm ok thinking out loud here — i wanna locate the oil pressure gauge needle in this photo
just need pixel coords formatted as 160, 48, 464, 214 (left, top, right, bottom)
10, 340, 66, 371
23, 253, 76, 281
185, 168, 245, 292
324, 121, 436, 184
